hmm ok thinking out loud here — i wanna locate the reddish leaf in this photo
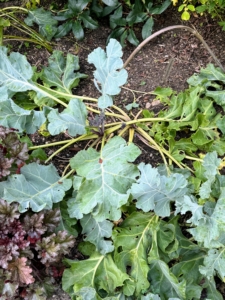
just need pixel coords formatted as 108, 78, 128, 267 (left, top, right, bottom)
8, 257, 35, 285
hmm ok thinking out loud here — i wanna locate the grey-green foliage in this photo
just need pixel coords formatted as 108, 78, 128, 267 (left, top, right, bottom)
88, 38, 128, 108
80, 214, 114, 254
0, 162, 72, 212
0, 40, 125, 135
39, 50, 87, 94
62, 151, 225, 299
47, 99, 87, 136
0, 99, 46, 134
69, 136, 141, 221
0, 46, 88, 132
130, 162, 188, 217
2, 36, 225, 299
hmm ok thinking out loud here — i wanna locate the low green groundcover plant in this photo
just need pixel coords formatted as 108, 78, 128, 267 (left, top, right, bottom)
1, 36, 225, 299
0, 0, 171, 48
173, 0, 225, 29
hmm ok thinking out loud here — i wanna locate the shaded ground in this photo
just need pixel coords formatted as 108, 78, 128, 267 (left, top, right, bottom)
3, 2, 225, 299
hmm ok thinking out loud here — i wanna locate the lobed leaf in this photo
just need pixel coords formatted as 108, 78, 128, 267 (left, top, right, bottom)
62, 253, 129, 296
47, 98, 87, 136
0, 99, 46, 133
0, 199, 19, 224
80, 214, 114, 255
0, 162, 72, 212
112, 211, 158, 296
199, 248, 225, 281
40, 50, 87, 94
0, 47, 33, 97
199, 151, 221, 199
148, 224, 186, 300
148, 259, 186, 300
189, 188, 225, 248
24, 8, 58, 40
130, 163, 188, 217
69, 136, 141, 221
8, 257, 35, 284
88, 39, 128, 109
187, 64, 225, 107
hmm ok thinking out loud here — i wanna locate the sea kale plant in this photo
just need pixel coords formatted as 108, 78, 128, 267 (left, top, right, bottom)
1, 27, 225, 299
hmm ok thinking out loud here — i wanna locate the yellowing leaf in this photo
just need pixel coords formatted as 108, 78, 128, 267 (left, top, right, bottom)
181, 11, 190, 20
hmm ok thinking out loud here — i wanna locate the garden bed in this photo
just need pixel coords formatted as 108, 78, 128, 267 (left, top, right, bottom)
2, 1, 225, 299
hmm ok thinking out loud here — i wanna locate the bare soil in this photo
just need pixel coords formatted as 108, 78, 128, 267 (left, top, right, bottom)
3, 2, 225, 298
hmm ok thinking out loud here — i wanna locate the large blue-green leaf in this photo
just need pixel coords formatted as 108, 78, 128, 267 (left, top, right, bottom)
0, 163, 72, 212
130, 163, 188, 217
62, 253, 130, 296
47, 99, 87, 136
0, 47, 51, 108
69, 136, 141, 221
0, 46, 87, 109
199, 248, 225, 281
88, 39, 128, 109
0, 99, 46, 133
40, 50, 87, 94
0, 47, 34, 97
176, 185, 225, 248
80, 214, 114, 254
199, 151, 221, 199
148, 259, 186, 300
175, 195, 204, 226
189, 188, 225, 248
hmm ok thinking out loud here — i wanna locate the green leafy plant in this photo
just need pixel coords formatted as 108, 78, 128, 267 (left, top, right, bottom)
1, 24, 225, 299
21, 0, 172, 45
173, 0, 225, 28
62, 152, 225, 299
109, 0, 171, 46
177, 2, 195, 20
0, 6, 52, 50
54, 0, 98, 40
